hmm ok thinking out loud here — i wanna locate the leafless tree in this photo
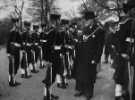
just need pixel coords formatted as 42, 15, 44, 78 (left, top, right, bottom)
26, 0, 56, 25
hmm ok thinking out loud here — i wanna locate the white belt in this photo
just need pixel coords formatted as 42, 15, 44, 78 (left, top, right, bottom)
125, 37, 134, 43
26, 43, 32, 46
54, 46, 61, 50
34, 43, 38, 45
22, 42, 25, 45
65, 45, 73, 49
11, 42, 21, 47
121, 53, 129, 59
40, 40, 47, 42
74, 39, 78, 42
91, 60, 96, 64
22, 42, 32, 46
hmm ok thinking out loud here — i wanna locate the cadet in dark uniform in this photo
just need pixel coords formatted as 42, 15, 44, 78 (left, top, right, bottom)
74, 11, 105, 100
31, 25, 40, 73
7, 18, 22, 87
21, 21, 32, 78
54, 21, 69, 89
113, 20, 134, 100
39, 24, 48, 68
42, 14, 61, 100
113, 1, 135, 100
62, 19, 75, 79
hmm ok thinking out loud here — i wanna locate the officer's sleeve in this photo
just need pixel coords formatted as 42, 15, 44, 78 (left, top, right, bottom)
93, 30, 105, 63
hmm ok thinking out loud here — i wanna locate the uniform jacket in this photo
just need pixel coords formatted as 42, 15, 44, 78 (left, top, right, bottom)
7, 30, 22, 54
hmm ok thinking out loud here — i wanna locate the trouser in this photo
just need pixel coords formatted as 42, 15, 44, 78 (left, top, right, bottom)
38, 45, 43, 66
64, 51, 73, 77
40, 44, 47, 61
104, 45, 110, 59
104, 44, 114, 61
43, 51, 64, 86
114, 55, 129, 89
26, 48, 33, 64
53, 51, 64, 75
9, 52, 20, 75
44, 47, 51, 62
133, 68, 135, 100
32, 46, 40, 63
113, 54, 130, 100
43, 64, 57, 87
21, 51, 28, 72
27, 48, 38, 72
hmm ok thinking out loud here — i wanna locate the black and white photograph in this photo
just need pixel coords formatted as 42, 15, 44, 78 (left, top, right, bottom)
0, 0, 135, 100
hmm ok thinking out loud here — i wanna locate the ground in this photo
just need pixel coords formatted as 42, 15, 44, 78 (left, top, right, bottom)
0, 47, 115, 100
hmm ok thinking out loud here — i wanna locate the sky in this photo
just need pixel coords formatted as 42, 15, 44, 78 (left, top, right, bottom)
0, 0, 14, 20
54, 0, 82, 19
0, 0, 83, 21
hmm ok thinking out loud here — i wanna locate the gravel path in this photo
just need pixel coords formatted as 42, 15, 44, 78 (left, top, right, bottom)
0, 48, 115, 100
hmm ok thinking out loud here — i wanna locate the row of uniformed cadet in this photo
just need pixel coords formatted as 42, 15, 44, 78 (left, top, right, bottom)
7, 19, 46, 87
6, 15, 76, 100
42, 15, 77, 100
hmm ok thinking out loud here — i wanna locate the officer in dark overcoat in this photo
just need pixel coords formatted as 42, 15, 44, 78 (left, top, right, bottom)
74, 11, 105, 100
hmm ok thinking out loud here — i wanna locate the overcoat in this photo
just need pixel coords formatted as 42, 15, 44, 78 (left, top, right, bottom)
74, 26, 105, 84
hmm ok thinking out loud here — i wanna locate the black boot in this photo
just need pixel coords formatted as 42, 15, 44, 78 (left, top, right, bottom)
57, 83, 67, 89
9, 75, 21, 87
74, 91, 84, 97
40, 61, 44, 69
115, 96, 124, 100
44, 94, 59, 100
31, 63, 39, 73
43, 87, 59, 100
85, 94, 93, 100
57, 76, 67, 89
50, 94, 59, 100
21, 70, 32, 79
